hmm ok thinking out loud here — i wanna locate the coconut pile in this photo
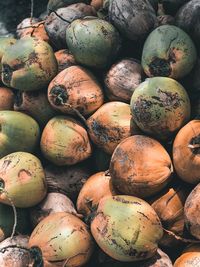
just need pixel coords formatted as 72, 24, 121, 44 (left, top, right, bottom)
0, 0, 200, 266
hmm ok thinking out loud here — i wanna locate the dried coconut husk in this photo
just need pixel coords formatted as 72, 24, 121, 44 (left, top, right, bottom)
16, 17, 40, 37
45, 3, 96, 49
30, 192, 81, 228
0, 235, 31, 267
45, 162, 93, 202
104, 58, 143, 103
18, 22, 50, 43
150, 185, 189, 247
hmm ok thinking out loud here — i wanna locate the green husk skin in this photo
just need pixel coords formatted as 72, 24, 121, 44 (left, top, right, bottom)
66, 17, 121, 68
0, 37, 16, 81
130, 77, 191, 140
0, 152, 47, 208
0, 37, 16, 60
1, 37, 58, 91
0, 110, 40, 158
142, 25, 197, 79
91, 195, 163, 262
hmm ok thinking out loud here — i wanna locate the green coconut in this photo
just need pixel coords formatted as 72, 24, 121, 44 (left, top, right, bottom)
0, 110, 40, 158
0, 37, 16, 80
141, 25, 197, 79
1, 37, 58, 91
66, 16, 121, 68
91, 195, 163, 262
130, 77, 191, 140
0, 152, 47, 208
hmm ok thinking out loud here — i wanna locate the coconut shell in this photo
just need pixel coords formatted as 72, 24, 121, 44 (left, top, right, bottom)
0, 37, 16, 83
151, 185, 189, 247
130, 77, 191, 140
110, 135, 173, 198
0, 152, 47, 208
16, 17, 40, 37
0, 110, 40, 158
90, 0, 103, 10
141, 25, 197, 79
1, 37, 58, 91
66, 17, 121, 68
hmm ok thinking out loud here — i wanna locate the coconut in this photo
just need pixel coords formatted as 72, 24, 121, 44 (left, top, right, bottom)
91, 195, 163, 262
109, 135, 173, 198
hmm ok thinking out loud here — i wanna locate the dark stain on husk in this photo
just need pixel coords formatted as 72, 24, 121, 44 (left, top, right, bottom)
50, 85, 69, 106
190, 134, 200, 154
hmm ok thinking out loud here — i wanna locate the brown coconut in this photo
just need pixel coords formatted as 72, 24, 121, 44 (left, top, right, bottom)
173, 120, 200, 184
109, 135, 173, 198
